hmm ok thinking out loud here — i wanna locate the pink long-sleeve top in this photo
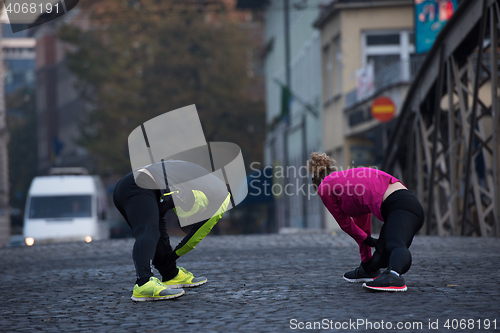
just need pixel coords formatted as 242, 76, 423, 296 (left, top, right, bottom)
318, 167, 401, 262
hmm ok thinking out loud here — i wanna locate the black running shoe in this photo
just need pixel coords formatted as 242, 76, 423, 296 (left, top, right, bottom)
343, 264, 381, 283
362, 269, 407, 292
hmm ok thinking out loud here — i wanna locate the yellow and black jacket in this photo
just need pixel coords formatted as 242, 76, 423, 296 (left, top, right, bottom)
135, 160, 230, 257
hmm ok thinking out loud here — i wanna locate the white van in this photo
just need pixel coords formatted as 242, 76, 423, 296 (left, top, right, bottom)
23, 169, 110, 245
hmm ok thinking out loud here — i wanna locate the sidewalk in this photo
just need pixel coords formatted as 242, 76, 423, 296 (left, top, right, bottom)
0, 233, 499, 332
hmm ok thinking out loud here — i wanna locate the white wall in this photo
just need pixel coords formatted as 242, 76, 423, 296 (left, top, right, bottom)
263, 0, 323, 229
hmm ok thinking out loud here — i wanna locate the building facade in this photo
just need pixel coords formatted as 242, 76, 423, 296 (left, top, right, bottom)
315, 0, 417, 228
261, 0, 325, 231
2, 25, 35, 95
0, 20, 8, 247
30, 8, 93, 174
1, 13, 37, 244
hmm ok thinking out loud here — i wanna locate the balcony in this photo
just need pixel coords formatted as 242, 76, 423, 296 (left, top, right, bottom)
345, 55, 426, 110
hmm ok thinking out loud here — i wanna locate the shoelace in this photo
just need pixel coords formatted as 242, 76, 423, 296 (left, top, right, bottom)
152, 278, 168, 290
373, 271, 389, 280
179, 267, 193, 277
355, 267, 365, 278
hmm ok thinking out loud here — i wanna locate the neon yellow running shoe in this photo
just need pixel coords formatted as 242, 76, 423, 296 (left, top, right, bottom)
162, 267, 207, 288
131, 277, 185, 302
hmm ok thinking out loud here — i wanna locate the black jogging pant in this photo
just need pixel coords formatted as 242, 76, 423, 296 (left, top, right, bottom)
364, 189, 425, 275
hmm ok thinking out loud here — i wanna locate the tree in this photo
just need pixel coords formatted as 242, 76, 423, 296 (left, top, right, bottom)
59, 0, 265, 177
7, 88, 37, 233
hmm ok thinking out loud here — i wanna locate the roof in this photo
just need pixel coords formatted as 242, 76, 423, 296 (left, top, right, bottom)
314, 0, 413, 28
29, 176, 97, 196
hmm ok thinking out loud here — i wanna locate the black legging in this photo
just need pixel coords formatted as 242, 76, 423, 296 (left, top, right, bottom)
113, 172, 213, 281
364, 189, 425, 275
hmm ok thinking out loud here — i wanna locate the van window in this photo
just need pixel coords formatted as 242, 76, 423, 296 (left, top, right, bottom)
29, 195, 92, 219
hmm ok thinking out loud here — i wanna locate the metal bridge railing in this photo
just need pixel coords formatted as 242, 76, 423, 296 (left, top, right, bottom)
383, 0, 500, 237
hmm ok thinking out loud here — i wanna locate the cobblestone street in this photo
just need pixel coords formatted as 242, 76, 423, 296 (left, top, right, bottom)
0, 233, 499, 332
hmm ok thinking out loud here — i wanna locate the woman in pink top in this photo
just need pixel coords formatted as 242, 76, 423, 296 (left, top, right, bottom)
308, 153, 424, 292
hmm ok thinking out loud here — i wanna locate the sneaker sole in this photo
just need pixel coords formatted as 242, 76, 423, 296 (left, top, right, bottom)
131, 290, 185, 301
362, 283, 407, 292
343, 276, 376, 283
164, 279, 207, 288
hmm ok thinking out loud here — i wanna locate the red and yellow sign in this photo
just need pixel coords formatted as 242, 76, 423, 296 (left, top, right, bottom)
371, 96, 396, 122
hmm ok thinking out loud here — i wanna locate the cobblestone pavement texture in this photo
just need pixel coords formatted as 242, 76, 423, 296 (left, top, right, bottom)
0, 233, 499, 333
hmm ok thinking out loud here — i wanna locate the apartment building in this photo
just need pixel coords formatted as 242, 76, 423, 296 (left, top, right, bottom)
315, 0, 416, 169
314, 0, 417, 228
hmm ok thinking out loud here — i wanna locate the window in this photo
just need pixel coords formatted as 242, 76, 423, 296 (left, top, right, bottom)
323, 36, 342, 101
366, 33, 400, 46
334, 37, 342, 95
362, 30, 415, 84
323, 44, 333, 100
350, 145, 374, 167
334, 147, 344, 169
29, 195, 92, 219
367, 54, 401, 81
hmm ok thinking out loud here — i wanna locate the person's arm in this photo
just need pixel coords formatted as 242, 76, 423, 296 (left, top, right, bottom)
174, 190, 208, 218
319, 191, 373, 262
352, 214, 373, 262
173, 193, 230, 257
175, 189, 196, 211
319, 193, 368, 243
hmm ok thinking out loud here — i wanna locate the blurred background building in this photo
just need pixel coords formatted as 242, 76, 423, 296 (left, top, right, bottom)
0, 19, 9, 247
1, 0, 499, 246
3, 0, 269, 243
239, 0, 325, 232
314, 0, 420, 230
2, 22, 35, 95
315, 0, 417, 170
242, 0, 499, 236
30, 7, 91, 175
250, 0, 422, 232
0, 11, 38, 246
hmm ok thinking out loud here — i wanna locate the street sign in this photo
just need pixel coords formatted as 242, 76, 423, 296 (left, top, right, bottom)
371, 96, 396, 122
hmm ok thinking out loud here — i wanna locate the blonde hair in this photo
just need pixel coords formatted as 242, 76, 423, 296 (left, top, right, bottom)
307, 152, 336, 187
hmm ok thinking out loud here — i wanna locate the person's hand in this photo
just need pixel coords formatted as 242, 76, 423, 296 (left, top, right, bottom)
166, 250, 179, 261
363, 236, 378, 247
